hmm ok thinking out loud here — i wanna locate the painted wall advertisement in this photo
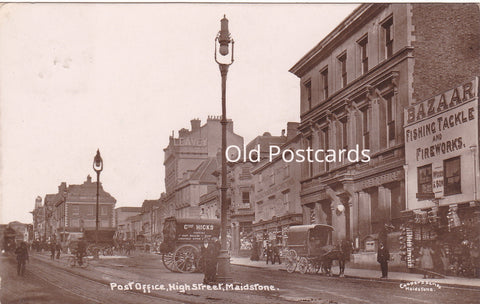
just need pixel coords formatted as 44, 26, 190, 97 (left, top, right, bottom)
404, 77, 479, 209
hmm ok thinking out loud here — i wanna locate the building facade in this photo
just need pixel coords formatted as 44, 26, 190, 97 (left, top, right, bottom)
251, 124, 303, 246
54, 175, 117, 242
403, 78, 480, 276
289, 3, 480, 267
162, 117, 243, 222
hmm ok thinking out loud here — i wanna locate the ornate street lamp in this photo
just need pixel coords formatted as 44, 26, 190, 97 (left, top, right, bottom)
214, 15, 234, 283
93, 149, 103, 251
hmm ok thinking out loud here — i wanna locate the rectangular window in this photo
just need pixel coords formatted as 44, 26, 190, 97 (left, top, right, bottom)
323, 129, 330, 172
386, 94, 395, 143
321, 68, 329, 100
306, 136, 313, 177
342, 119, 348, 150
358, 36, 368, 74
382, 17, 393, 59
87, 205, 94, 216
418, 164, 433, 195
101, 206, 108, 216
304, 81, 312, 110
444, 157, 461, 195
338, 53, 347, 88
362, 107, 369, 150
72, 205, 79, 216
283, 191, 290, 205
241, 191, 251, 209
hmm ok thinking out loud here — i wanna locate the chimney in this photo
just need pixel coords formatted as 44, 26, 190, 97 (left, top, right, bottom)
86, 175, 92, 183
191, 119, 201, 132
178, 128, 189, 137
287, 122, 300, 141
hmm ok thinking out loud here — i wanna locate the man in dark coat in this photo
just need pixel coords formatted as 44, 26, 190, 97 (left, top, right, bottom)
50, 240, 56, 260
265, 243, 274, 265
76, 238, 87, 266
15, 241, 29, 276
272, 243, 281, 265
55, 242, 62, 259
201, 238, 220, 284
377, 242, 390, 278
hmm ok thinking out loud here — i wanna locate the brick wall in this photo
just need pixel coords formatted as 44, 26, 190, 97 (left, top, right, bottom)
412, 3, 480, 103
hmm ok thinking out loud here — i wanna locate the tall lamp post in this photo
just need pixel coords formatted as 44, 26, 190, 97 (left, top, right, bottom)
214, 15, 234, 283
93, 149, 103, 251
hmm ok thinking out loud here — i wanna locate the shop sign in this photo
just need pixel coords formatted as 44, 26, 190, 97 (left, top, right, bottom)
406, 227, 414, 268
432, 167, 444, 197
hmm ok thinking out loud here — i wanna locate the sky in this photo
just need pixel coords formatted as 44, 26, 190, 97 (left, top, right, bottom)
0, 3, 359, 224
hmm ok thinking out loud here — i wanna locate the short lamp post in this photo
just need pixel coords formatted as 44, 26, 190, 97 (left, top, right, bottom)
93, 149, 103, 258
214, 15, 234, 283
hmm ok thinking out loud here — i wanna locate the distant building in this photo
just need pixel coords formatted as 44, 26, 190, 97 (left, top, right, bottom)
54, 175, 116, 242
115, 207, 141, 241
251, 123, 303, 245
162, 117, 243, 221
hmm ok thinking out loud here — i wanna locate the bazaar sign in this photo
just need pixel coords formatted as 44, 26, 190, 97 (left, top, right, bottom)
405, 78, 478, 164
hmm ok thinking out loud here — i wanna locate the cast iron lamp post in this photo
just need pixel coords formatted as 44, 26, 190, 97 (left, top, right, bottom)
93, 149, 103, 254
214, 15, 234, 283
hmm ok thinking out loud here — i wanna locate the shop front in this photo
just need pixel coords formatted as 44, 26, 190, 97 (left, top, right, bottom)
402, 77, 480, 277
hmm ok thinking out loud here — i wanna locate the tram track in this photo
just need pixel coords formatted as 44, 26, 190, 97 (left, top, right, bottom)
29, 255, 207, 304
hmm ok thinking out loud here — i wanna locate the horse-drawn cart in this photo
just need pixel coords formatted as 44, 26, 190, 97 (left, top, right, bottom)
284, 224, 343, 275
160, 217, 220, 273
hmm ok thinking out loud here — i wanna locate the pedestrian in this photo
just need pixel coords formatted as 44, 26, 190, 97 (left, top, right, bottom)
15, 241, 29, 276
377, 242, 389, 279
201, 237, 220, 284
56, 242, 62, 259
265, 243, 274, 265
50, 240, 56, 260
420, 243, 434, 278
76, 238, 87, 266
272, 243, 281, 265
251, 237, 260, 261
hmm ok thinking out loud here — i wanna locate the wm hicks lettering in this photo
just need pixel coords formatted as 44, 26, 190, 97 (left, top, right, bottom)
405, 79, 478, 161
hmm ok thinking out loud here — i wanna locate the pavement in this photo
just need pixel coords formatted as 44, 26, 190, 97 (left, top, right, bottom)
230, 257, 480, 289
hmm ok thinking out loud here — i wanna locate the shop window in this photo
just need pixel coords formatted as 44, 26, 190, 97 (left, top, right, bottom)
444, 157, 461, 195
321, 67, 329, 100
417, 164, 433, 196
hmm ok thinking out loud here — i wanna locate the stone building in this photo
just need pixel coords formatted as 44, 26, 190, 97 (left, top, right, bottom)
54, 175, 116, 243
251, 123, 303, 245
162, 117, 243, 220
289, 3, 480, 266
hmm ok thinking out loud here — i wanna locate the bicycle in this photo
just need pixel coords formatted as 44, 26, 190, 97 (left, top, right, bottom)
67, 254, 89, 268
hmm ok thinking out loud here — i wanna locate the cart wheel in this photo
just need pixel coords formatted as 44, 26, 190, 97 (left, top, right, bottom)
162, 252, 178, 272
285, 250, 297, 273
313, 261, 322, 274
298, 257, 309, 274
174, 245, 199, 273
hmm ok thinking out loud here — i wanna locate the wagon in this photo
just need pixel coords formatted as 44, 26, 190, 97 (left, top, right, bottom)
284, 224, 341, 274
159, 217, 220, 273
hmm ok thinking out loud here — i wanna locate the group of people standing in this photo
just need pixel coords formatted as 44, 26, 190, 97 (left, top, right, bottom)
49, 240, 62, 260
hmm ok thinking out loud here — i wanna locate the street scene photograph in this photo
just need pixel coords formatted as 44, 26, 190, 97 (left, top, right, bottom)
1, 2, 480, 304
